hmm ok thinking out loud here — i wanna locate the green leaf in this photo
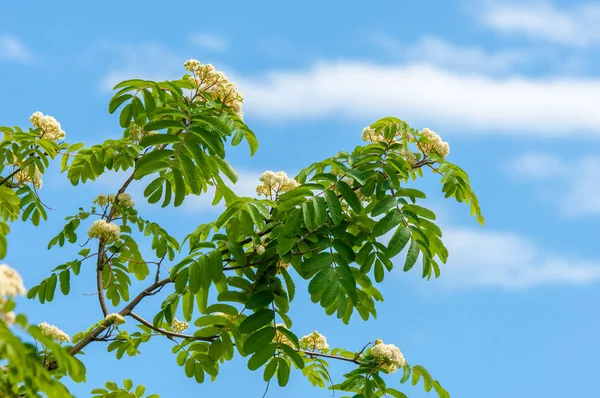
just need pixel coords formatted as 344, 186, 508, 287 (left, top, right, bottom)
59, 270, 70, 295
336, 181, 362, 213
139, 134, 181, 147
244, 326, 275, 354
372, 210, 403, 237
276, 358, 291, 387
248, 343, 277, 370
264, 358, 278, 381
109, 94, 133, 114
386, 227, 411, 259
371, 196, 397, 217
403, 239, 419, 271
246, 290, 274, 310
144, 119, 187, 131
239, 309, 275, 334
226, 240, 246, 266
403, 204, 436, 220
212, 156, 238, 183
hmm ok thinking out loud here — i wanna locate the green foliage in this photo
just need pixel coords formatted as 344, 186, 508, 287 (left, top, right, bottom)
91, 379, 158, 398
0, 62, 485, 397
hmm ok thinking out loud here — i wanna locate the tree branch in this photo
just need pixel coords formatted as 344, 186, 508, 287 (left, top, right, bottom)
297, 349, 362, 365
128, 312, 216, 341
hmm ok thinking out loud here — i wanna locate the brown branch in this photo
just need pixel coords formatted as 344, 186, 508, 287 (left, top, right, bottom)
128, 312, 216, 341
96, 263, 109, 316
297, 350, 362, 365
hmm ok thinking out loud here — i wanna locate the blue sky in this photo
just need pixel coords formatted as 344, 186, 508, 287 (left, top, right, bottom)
2, 0, 600, 397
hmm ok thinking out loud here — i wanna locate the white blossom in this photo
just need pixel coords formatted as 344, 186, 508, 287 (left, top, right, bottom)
87, 219, 121, 242
115, 193, 135, 208
0, 264, 26, 298
30, 111, 66, 141
418, 128, 450, 158
362, 127, 386, 143
256, 171, 300, 199
38, 322, 70, 343
256, 245, 266, 255
93, 194, 109, 207
105, 313, 126, 325
300, 331, 329, 352
13, 166, 43, 189
370, 339, 406, 374
184, 59, 244, 118
127, 122, 158, 142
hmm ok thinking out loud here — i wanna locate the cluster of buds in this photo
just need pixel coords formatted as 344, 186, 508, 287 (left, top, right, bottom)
38, 322, 70, 343
12, 163, 43, 189
255, 171, 300, 199
105, 313, 126, 325
87, 219, 121, 242
299, 331, 329, 352
370, 339, 406, 374
417, 128, 450, 158
30, 111, 66, 141
184, 59, 244, 119
172, 319, 189, 333
127, 122, 159, 143
362, 124, 450, 162
93, 193, 135, 209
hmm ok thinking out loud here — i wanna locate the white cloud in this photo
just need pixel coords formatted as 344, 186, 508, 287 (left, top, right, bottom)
480, 1, 600, 47
189, 34, 227, 52
508, 153, 600, 218
183, 169, 263, 213
97, 42, 183, 92
0, 34, 33, 62
435, 226, 600, 289
236, 62, 600, 136
371, 34, 531, 73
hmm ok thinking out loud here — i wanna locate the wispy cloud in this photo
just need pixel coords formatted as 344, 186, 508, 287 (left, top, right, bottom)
480, 1, 600, 47
435, 226, 600, 289
237, 62, 600, 136
96, 42, 183, 92
0, 34, 34, 63
371, 34, 532, 73
508, 153, 600, 218
183, 169, 263, 213
189, 33, 227, 52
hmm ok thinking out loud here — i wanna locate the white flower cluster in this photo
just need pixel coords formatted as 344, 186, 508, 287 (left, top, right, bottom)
0, 264, 26, 298
370, 339, 406, 374
127, 122, 159, 142
105, 313, 126, 325
30, 111, 66, 141
184, 59, 244, 119
38, 322, 70, 343
255, 171, 300, 199
172, 319, 189, 333
418, 128, 450, 158
361, 127, 386, 143
13, 164, 43, 189
299, 331, 329, 352
93, 193, 135, 209
112, 193, 135, 208
87, 219, 121, 242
